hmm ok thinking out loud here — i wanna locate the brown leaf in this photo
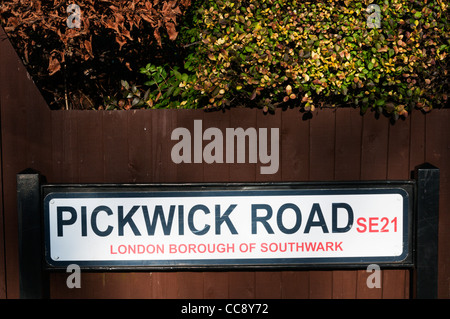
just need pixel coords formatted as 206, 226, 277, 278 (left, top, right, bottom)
84, 39, 93, 58
104, 19, 119, 32
7, 16, 19, 28
165, 22, 178, 40
154, 28, 162, 46
48, 56, 61, 76
115, 35, 127, 50
141, 13, 156, 25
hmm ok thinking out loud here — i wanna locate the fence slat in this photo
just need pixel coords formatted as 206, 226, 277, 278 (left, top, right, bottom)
76, 111, 105, 183
332, 107, 363, 298
103, 111, 131, 183
127, 110, 153, 183
307, 109, 337, 298
361, 113, 389, 181
383, 115, 412, 299
151, 110, 178, 182
280, 108, 310, 181
335, 108, 363, 181
356, 113, 389, 298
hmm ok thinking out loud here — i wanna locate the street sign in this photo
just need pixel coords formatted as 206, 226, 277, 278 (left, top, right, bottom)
42, 183, 412, 269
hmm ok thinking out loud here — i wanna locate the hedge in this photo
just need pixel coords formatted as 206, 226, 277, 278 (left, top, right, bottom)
1, 1, 448, 117
126, 0, 449, 119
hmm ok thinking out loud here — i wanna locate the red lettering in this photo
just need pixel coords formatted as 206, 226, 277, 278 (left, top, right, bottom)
357, 217, 367, 232
260, 241, 343, 253
369, 217, 379, 232
305, 242, 316, 251
168, 243, 235, 254
357, 217, 398, 233
380, 217, 389, 232
391, 217, 397, 232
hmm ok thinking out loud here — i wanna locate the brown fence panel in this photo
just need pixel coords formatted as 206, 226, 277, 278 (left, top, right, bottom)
426, 110, 450, 299
0, 26, 53, 298
1, 26, 449, 299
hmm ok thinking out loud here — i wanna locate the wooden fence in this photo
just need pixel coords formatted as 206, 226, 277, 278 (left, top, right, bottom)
1, 26, 449, 298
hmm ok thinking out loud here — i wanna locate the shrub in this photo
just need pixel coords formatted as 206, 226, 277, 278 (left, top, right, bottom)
2, 0, 448, 116
0, 0, 192, 109
132, 0, 449, 117
180, 0, 448, 118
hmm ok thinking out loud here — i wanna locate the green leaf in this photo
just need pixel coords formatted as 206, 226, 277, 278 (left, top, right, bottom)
172, 68, 181, 79
173, 87, 181, 96
167, 86, 175, 97
375, 99, 386, 106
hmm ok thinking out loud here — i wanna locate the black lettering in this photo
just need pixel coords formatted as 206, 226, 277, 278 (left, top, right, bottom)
251, 204, 274, 234
57, 206, 77, 237
118, 205, 141, 236
332, 203, 354, 233
188, 204, 210, 235
142, 205, 176, 235
304, 203, 329, 233
178, 205, 184, 235
277, 203, 301, 234
81, 206, 87, 236
215, 204, 238, 235
91, 206, 113, 237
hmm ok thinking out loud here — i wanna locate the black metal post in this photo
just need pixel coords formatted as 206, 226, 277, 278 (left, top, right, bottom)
17, 169, 48, 299
414, 163, 440, 299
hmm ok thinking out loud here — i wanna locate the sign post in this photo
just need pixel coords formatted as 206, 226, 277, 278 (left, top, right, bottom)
17, 169, 49, 299
414, 163, 440, 299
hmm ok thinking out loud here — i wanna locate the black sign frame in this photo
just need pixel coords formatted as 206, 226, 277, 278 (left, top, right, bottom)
41, 181, 414, 271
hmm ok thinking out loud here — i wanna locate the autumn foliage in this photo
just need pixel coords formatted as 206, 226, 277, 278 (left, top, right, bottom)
1, 0, 449, 117
0, 0, 191, 109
